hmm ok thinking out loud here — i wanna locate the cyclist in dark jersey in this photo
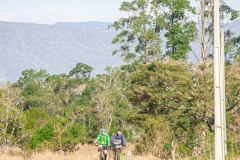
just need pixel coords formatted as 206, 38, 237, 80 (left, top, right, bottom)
110, 129, 126, 159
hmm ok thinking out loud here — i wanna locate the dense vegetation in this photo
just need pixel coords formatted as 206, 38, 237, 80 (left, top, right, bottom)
1, 0, 240, 159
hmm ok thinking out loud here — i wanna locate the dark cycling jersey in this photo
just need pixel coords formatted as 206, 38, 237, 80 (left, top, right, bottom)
110, 133, 126, 146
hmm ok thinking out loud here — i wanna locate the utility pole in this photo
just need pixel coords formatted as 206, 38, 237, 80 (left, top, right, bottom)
214, 0, 226, 159
221, 27, 227, 156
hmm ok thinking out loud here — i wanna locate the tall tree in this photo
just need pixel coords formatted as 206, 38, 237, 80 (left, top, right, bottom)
68, 63, 93, 78
111, 0, 162, 64
112, 0, 197, 63
194, 0, 239, 61
17, 69, 49, 86
127, 60, 199, 158
155, 0, 197, 60
0, 85, 28, 153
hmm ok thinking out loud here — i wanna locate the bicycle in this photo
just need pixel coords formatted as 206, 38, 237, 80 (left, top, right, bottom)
95, 144, 108, 160
111, 144, 124, 160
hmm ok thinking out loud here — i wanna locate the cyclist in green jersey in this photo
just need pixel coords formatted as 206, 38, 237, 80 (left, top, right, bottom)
94, 128, 110, 159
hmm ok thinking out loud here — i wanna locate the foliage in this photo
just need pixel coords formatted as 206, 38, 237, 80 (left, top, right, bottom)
24, 108, 50, 135
158, 0, 197, 59
30, 123, 55, 150
134, 116, 171, 158
1, 0, 240, 159
111, 0, 197, 63
111, 0, 162, 63
1, 58, 240, 158
194, 0, 240, 61
62, 123, 88, 146
18, 69, 49, 86
68, 63, 93, 78
0, 85, 29, 153
125, 60, 240, 158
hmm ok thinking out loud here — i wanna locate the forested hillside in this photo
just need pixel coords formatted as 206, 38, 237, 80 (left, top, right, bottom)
1, 0, 240, 159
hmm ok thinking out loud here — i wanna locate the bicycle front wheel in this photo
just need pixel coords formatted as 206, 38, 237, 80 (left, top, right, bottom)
115, 150, 120, 160
100, 151, 105, 160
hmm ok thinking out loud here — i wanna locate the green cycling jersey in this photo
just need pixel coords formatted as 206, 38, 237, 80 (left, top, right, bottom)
96, 133, 110, 146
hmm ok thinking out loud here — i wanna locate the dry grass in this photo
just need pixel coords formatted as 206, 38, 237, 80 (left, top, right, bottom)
0, 152, 159, 160
1, 152, 240, 160
2, 144, 240, 160
0, 144, 159, 160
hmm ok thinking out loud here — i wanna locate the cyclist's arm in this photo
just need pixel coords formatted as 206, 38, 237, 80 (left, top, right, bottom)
94, 138, 98, 144
110, 134, 116, 146
107, 135, 110, 146
121, 134, 126, 146
94, 134, 101, 144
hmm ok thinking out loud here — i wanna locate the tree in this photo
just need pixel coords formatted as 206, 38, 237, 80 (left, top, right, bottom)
24, 108, 50, 136
89, 66, 133, 134
111, 0, 162, 64
194, 0, 239, 61
68, 63, 93, 78
14, 70, 68, 114
157, 0, 198, 60
134, 116, 171, 158
29, 123, 55, 150
0, 85, 28, 153
17, 69, 49, 86
111, 0, 198, 64
127, 60, 199, 158
52, 113, 76, 151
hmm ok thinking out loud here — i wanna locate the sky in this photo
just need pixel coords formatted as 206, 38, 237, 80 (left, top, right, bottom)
0, 0, 239, 25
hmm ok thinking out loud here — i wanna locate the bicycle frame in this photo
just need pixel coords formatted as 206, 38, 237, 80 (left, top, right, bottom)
96, 144, 107, 160
112, 145, 122, 160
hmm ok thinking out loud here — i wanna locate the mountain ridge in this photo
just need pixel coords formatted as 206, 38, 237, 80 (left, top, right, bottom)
1, 19, 240, 83
53, 21, 112, 29
0, 21, 121, 83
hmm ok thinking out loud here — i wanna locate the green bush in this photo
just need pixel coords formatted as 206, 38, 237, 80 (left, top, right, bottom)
30, 123, 54, 149
62, 123, 88, 145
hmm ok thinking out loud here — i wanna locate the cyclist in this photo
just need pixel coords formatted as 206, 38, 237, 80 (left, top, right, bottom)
94, 128, 110, 160
110, 129, 126, 159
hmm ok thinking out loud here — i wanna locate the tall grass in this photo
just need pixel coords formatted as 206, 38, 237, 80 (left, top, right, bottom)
0, 151, 159, 160
0, 144, 159, 160
1, 145, 239, 160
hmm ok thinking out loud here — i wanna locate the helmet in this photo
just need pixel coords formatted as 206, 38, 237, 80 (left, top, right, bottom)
100, 128, 106, 133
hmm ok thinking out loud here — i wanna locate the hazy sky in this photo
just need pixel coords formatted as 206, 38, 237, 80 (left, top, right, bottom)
0, 0, 239, 24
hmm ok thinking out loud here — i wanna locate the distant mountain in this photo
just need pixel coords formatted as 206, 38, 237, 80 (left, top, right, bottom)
53, 21, 112, 29
0, 21, 121, 83
1, 19, 240, 83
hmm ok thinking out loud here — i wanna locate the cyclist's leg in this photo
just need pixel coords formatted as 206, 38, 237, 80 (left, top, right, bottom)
119, 147, 123, 159
103, 147, 108, 155
103, 150, 107, 160
113, 149, 116, 160
103, 146, 108, 160
99, 149, 103, 160
116, 149, 120, 160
